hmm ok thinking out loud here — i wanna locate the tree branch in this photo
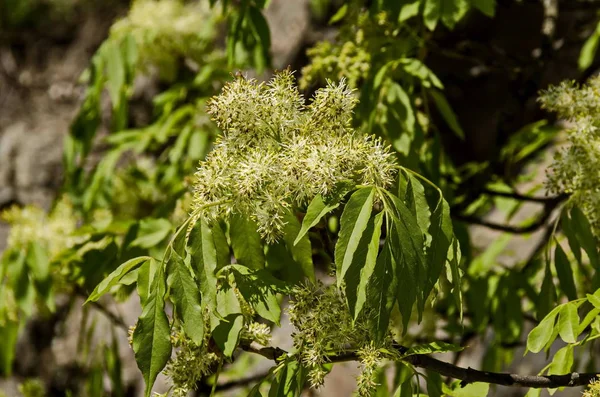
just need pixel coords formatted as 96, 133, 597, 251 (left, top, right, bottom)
239, 343, 599, 389
481, 189, 568, 204
452, 192, 567, 234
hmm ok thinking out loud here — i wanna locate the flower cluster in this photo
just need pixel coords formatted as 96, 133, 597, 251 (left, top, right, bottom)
300, 12, 410, 90
356, 343, 383, 397
193, 71, 397, 242
539, 76, 600, 234
584, 377, 600, 397
288, 282, 378, 389
110, 0, 220, 79
1, 198, 80, 259
163, 327, 222, 397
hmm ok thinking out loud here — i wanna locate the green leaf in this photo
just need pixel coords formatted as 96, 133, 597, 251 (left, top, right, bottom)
268, 359, 306, 397
87, 256, 151, 303
230, 214, 265, 269
104, 41, 125, 110
166, 253, 204, 345
557, 303, 579, 344
587, 292, 600, 309
248, 7, 271, 72
578, 306, 600, 335
444, 382, 489, 397
213, 314, 244, 358
26, 242, 49, 281
423, 0, 441, 30
383, 191, 426, 324
430, 90, 465, 139
0, 320, 19, 376
561, 210, 582, 265
579, 25, 600, 71
132, 268, 172, 397
554, 242, 577, 301
281, 212, 315, 281
229, 265, 284, 324
398, 59, 443, 89
336, 188, 375, 288
130, 218, 173, 249
448, 237, 463, 319
368, 226, 399, 343
137, 258, 159, 305
212, 285, 243, 356
329, 4, 348, 24
526, 307, 560, 353
468, 0, 495, 17
537, 261, 556, 320
424, 0, 469, 31
423, 194, 453, 302
547, 345, 573, 376
402, 174, 431, 239
404, 341, 463, 356
187, 219, 219, 314
353, 211, 385, 319
294, 195, 340, 246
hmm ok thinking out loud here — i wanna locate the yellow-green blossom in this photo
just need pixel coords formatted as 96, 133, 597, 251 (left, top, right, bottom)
193, 71, 397, 242
539, 75, 600, 235
584, 377, 600, 397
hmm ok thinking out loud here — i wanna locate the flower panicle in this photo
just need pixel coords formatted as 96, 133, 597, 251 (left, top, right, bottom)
193, 71, 397, 242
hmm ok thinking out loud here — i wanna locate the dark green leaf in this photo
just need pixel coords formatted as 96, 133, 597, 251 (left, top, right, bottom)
230, 214, 265, 269
537, 261, 556, 320
229, 265, 284, 324
423, 195, 452, 303
383, 191, 426, 325
554, 242, 577, 301
430, 90, 465, 139
166, 253, 204, 344
336, 188, 375, 288
367, 219, 398, 343
268, 359, 306, 397
213, 314, 243, 358
188, 219, 219, 314
0, 320, 19, 376
354, 211, 385, 319
469, 0, 495, 17
281, 212, 315, 281
132, 268, 172, 397
403, 174, 431, 238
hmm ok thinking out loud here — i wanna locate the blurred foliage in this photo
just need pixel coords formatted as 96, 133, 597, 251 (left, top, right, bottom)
1, 0, 600, 396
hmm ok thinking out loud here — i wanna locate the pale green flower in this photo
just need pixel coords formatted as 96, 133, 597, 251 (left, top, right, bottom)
540, 75, 600, 235
193, 71, 396, 242
584, 377, 600, 397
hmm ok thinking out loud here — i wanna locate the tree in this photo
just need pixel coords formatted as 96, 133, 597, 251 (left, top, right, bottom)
2, 0, 600, 396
